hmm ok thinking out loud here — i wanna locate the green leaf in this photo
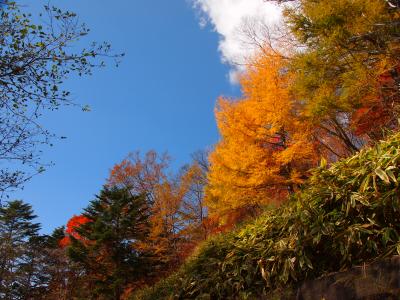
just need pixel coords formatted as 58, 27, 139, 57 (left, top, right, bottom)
359, 174, 371, 192
375, 167, 390, 184
386, 168, 397, 184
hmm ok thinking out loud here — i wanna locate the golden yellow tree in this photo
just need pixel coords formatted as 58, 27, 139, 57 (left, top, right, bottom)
206, 50, 319, 216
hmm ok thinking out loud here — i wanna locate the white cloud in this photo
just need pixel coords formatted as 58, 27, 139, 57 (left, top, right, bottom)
192, 0, 283, 83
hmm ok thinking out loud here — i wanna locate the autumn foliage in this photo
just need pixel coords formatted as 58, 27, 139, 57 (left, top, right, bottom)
51, 1, 400, 298
351, 65, 400, 138
59, 215, 91, 247
206, 51, 319, 217
104, 151, 212, 281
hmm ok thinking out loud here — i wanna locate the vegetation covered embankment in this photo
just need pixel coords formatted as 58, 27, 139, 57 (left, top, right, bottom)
133, 132, 400, 299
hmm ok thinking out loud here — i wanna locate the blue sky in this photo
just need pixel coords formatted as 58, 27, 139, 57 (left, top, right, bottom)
11, 0, 245, 233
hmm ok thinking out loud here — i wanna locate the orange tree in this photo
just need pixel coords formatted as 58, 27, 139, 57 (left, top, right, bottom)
206, 50, 319, 218
108, 151, 208, 274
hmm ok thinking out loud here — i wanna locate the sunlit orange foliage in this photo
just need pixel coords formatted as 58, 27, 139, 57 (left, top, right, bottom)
107, 151, 212, 280
145, 180, 184, 261
108, 151, 169, 203
59, 215, 91, 247
206, 49, 319, 216
109, 151, 188, 270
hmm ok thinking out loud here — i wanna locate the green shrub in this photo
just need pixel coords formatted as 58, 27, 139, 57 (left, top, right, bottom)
133, 132, 400, 299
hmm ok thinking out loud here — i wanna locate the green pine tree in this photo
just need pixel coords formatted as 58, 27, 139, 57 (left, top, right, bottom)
67, 187, 151, 300
0, 200, 41, 299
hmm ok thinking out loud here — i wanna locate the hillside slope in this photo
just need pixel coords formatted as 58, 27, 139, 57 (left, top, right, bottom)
133, 132, 400, 299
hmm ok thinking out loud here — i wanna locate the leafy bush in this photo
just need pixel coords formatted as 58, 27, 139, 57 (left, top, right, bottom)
132, 132, 400, 299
